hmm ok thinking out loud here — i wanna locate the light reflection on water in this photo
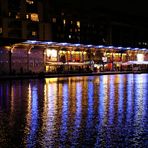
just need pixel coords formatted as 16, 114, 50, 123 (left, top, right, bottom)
0, 74, 148, 147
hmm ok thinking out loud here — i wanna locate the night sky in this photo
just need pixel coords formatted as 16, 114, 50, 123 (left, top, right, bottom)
53, 0, 148, 18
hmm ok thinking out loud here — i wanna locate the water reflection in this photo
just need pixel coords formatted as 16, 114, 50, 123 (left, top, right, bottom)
72, 82, 82, 146
0, 74, 147, 147
27, 85, 39, 147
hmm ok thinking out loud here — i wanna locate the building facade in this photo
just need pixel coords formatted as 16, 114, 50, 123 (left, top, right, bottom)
0, 0, 52, 44
0, 0, 148, 48
0, 40, 148, 74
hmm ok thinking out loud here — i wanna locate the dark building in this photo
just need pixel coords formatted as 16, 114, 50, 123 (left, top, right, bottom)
0, 0, 148, 48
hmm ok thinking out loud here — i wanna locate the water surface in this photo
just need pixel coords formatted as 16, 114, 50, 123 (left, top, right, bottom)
0, 74, 148, 147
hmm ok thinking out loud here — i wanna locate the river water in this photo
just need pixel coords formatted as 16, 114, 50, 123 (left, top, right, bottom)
0, 74, 148, 148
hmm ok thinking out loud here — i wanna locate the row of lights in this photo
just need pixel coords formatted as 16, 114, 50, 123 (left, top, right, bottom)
23, 40, 148, 51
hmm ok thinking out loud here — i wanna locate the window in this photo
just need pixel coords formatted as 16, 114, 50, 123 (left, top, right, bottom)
32, 31, 37, 36
77, 21, 80, 28
16, 13, 20, 19
52, 18, 56, 23
63, 19, 66, 24
31, 13, 39, 21
26, 0, 34, 4
26, 14, 29, 19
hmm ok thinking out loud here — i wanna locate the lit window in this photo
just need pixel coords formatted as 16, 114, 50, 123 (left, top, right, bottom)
46, 49, 57, 58
26, 0, 34, 4
137, 54, 144, 62
16, 13, 20, 19
26, 14, 29, 19
71, 21, 73, 24
0, 28, 2, 34
77, 21, 80, 28
9, 12, 11, 17
63, 19, 66, 25
31, 13, 39, 21
32, 31, 37, 36
52, 18, 56, 23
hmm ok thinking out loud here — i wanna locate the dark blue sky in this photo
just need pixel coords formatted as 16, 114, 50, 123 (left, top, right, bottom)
54, 0, 148, 18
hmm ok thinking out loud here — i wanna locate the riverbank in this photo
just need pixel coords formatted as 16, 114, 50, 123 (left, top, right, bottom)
0, 71, 147, 80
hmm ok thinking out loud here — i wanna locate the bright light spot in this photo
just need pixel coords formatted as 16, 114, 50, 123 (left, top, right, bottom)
26, 0, 34, 4
137, 54, 144, 62
141, 48, 146, 50
63, 19, 66, 25
117, 47, 122, 49
102, 57, 107, 62
46, 49, 57, 58
126, 47, 131, 50
108, 46, 114, 48
69, 35, 71, 39
86, 45, 92, 47
26, 14, 29, 19
77, 21, 80, 28
31, 13, 39, 21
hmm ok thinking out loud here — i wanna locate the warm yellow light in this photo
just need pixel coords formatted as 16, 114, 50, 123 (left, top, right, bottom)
26, 14, 29, 19
46, 49, 52, 57
26, 0, 34, 4
31, 13, 39, 21
102, 57, 107, 62
137, 54, 144, 62
52, 49, 57, 58
69, 35, 71, 38
45, 78, 58, 84
63, 19, 66, 25
46, 49, 57, 58
77, 21, 80, 28
52, 18, 56, 23
16, 13, 20, 19
60, 50, 66, 54
5, 46, 11, 51
32, 31, 37, 36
